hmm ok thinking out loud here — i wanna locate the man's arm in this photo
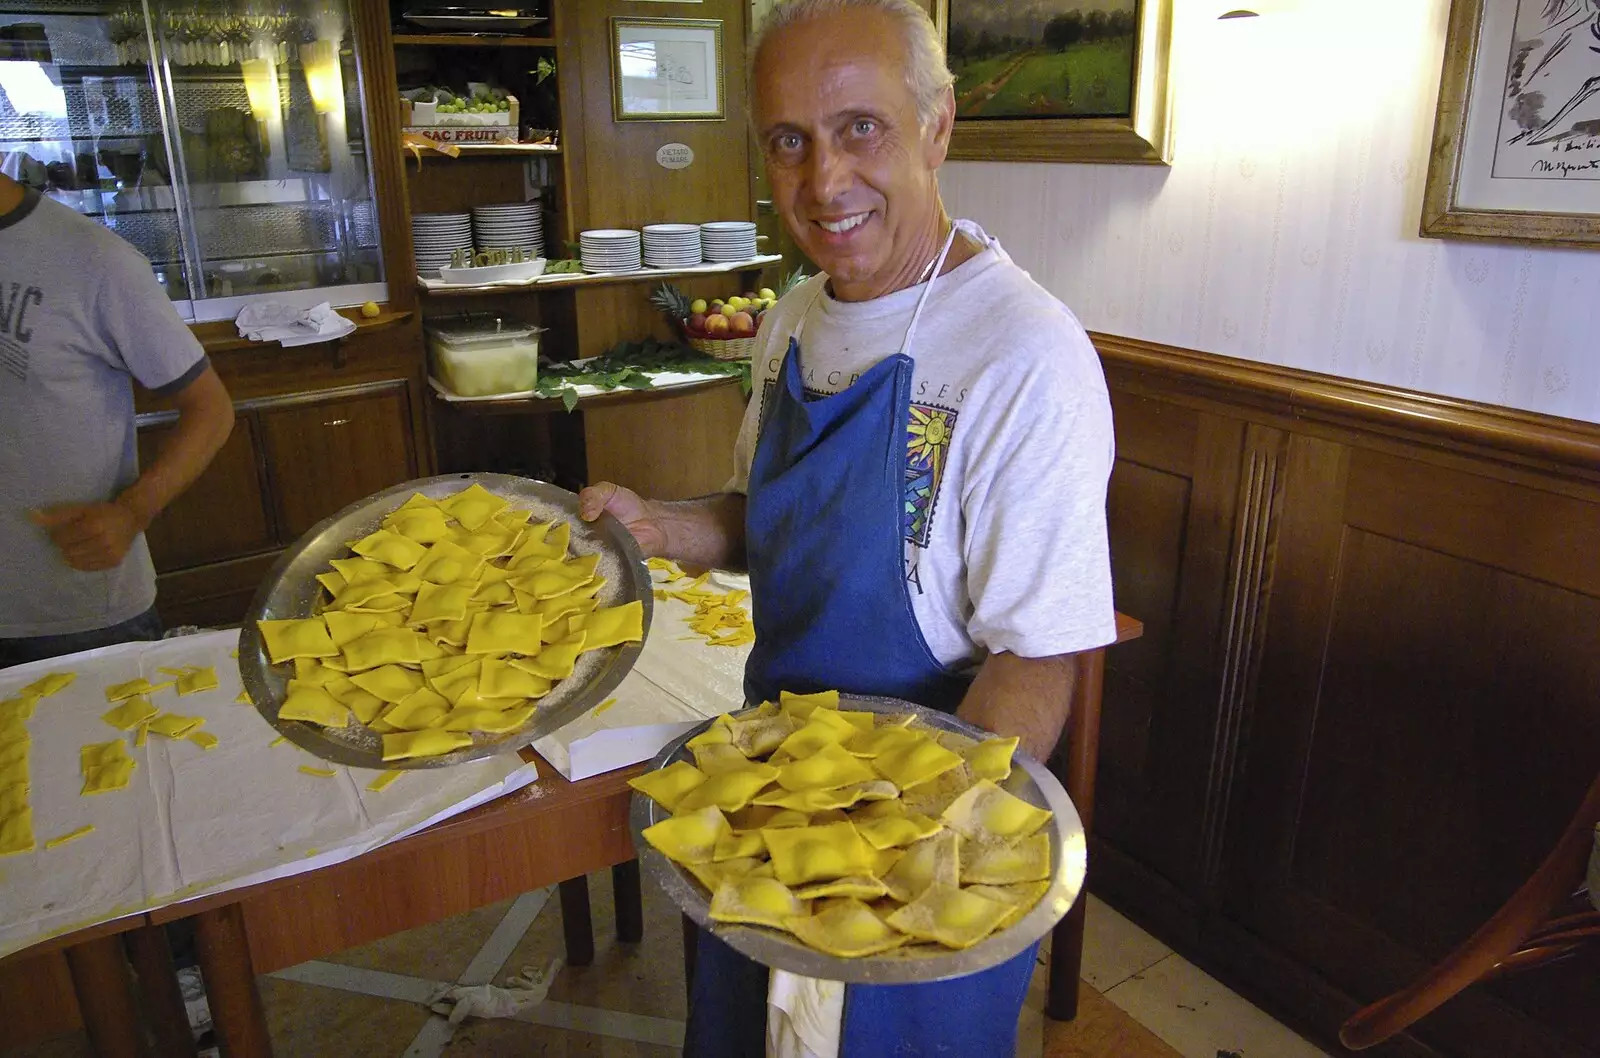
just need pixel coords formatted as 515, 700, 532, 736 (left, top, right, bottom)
578, 481, 746, 570
956, 650, 1079, 763
34, 365, 234, 572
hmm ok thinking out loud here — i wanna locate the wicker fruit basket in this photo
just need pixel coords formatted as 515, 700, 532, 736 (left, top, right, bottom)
685, 331, 759, 361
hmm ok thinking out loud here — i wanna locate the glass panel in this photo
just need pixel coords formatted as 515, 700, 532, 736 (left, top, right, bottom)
0, 1, 193, 304
150, 0, 383, 307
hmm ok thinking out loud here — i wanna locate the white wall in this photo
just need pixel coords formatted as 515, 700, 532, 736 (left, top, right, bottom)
940, 0, 1600, 424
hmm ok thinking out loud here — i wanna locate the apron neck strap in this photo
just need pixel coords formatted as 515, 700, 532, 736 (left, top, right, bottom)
789, 223, 964, 352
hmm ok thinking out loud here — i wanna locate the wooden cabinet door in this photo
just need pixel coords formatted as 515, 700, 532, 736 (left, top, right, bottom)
138, 416, 274, 571
257, 385, 418, 541
1219, 438, 1600, 1058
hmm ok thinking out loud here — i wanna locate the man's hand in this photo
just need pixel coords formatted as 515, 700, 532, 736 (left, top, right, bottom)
578, 481, 668, 556
31, 501, 144, 572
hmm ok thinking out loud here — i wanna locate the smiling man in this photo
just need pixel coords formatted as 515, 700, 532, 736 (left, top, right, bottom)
580, 1, 1116, 1054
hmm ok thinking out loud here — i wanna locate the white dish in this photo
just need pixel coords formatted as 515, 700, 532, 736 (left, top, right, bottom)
438, 257, 547, 286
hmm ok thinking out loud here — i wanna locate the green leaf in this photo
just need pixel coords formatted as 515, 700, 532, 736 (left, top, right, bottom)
561, 387, 579, 412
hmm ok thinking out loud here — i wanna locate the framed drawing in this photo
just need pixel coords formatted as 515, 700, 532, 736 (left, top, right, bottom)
932, 0, 1174, 164
610, 17, 724, 122
1423, 0, 1600, 247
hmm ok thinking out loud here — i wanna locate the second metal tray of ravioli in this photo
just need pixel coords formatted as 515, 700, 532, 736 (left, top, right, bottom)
237, 473, 652, 769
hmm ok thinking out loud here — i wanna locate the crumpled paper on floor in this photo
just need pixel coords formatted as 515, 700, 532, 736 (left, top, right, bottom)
0, 631, 536, 960
532, 569, 752, 780
429, 959, 562, 1025
235, 300, 357, 347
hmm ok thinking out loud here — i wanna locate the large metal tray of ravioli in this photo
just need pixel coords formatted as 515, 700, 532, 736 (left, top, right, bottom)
238, 473, 652, 769
632, 696, 1086, 984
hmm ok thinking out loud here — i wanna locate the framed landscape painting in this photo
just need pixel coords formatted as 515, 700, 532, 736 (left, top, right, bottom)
933, 0, 1174, 164
1422, 0, 1600, 247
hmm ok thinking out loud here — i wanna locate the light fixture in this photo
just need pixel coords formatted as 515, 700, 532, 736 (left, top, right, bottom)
240, 56, 279, 126
300, 39, 344, 116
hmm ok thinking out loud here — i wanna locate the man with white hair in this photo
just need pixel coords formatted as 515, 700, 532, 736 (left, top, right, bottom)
581, 0, 1116, 1053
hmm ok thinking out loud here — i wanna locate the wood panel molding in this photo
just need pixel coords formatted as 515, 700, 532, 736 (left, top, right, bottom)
1093, 334, 1600, 480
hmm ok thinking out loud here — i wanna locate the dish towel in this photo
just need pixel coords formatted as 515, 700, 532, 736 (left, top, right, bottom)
235, 301, 357, 347
767, 970, 844, 1058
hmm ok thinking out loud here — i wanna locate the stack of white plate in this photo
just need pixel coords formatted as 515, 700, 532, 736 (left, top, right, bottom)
642, 223, 703, 269
580, 229, 642, 273
701, 221, 758, 263
412, 212, 473, 275
472, 202, 544, 260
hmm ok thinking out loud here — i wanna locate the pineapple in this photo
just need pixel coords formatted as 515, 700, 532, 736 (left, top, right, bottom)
650, 283, 693, 324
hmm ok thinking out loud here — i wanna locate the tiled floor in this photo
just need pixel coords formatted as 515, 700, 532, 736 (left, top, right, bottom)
7, 884, 1334, 1058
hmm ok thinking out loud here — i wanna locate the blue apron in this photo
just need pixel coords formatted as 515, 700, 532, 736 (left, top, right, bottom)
683, 229, 1040, 1057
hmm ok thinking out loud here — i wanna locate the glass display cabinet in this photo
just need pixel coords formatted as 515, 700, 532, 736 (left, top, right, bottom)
0, 0, 385, 321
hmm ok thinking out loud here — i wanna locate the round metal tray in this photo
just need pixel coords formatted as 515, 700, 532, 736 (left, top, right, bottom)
239, 473, 652, 769
632, 696, 1086, 984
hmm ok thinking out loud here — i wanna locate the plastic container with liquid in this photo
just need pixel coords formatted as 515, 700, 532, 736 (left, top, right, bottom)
427, 314, 544, 397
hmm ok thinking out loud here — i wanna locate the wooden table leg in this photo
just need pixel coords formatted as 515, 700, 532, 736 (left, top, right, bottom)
63, 933, 144, 1058
558, 876, 595, 966
123, 925, 199, 1058
1047, 897, 1087, 1021
612, 859, 644, 944
194, 906, 272, 1058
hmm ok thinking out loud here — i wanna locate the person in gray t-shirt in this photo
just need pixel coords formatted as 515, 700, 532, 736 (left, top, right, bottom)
0, 171, 235, 666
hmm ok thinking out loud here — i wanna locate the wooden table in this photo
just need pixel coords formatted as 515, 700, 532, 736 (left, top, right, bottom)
1, 749, 643, 1057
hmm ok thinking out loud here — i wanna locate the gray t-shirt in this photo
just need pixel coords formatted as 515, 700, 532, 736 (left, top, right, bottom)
0, 190, 208, 637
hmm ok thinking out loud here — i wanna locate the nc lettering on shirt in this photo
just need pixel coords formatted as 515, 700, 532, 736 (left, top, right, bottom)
915, 378, 968, 403
0, 281, 43, 381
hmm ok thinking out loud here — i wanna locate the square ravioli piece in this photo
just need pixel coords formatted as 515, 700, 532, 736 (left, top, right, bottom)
641, 804, 730, 866
872, 735, 965, 790
961, 832, 1052, 885
409, 582, 475, 626
627, 760, 708, 812
885, 883, 1011, 950
439, 483, 509, 532
963, 736, 1020, 783
709, 875, 809, 931
465, 612, 544, 656
514, 632, 585, 680
882, 830, 961, 903
278, 682, 350, 728
381, 728, 473, 761
941, 779, 1053, 843
341, 628, 426, 672
787, 897, 908, 957
775, 743, 877, 792
22, 672, 76, 698
761, 821, 876, 887
0, 807, 35, 855
257, 618, 339, 664
350, 528, 429, 571
101, 695, 158, 731
577, 601, 644, 650
674, 762, 780, 814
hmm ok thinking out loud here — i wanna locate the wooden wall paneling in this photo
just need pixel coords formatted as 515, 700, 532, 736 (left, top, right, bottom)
351, 0, 418, 313
570, 275, 737, 360
406, 158, 529, 217
137, 417, 274, 571
582, 381, 747, 499
567, 0, 754, 231
155, 552, 282, 630
0, 950, 80, 1051
256, 384, 419, 540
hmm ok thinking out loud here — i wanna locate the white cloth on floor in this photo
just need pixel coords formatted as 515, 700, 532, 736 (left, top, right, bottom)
767, 970, 844, 1058
235, 300, 356, 347
427, 959, 561, 1025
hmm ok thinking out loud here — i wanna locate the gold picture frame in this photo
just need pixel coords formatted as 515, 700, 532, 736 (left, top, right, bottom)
933, 0, 1174, 164
1421, 0, 1600, 248
610, 17, 725, 123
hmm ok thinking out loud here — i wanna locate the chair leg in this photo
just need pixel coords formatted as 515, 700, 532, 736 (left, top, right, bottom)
123, 925, 199, 1058
558, 876, 596, 967
612, 859, 644, 944
682, 913, 700, 1002
64, 933, 144, 1058
1047, 897, 1087, 1021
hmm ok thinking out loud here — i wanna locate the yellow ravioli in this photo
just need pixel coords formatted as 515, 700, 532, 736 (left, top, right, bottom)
443, 704, 535, 733
885, 883, 1010, 950
235, 689, 253, 705
941, 779, 1053, 843
578, 601, 644, 650
415, 539, 486, 586
424, 611, 478, 648
293, 657, 342, 686
778, 689, 840, 719
382, 729, 473, 760
0, 808, 35, 855
714, 827, 766, 862
316, 571, 348, 596
187, 731, 220, 751
693, 742, 752, 776
873, 736, 965, 791
775, 711, 858, 759
133, 723, 149, 747
855, 812, 944, 850
533, 590, 600, 624
428, 658, 483, 700
257, 618, 339, 663
101, 695, 158, 731
472, 581, 515, 608
835, 711, 875, 732
674, 762, 781, 814
728, 712, 800, 759
728, 804, 808, 832
146, 713, 205, 738
480, 658, 553, 699
465, 612, 544, 656
103, 677, 173, 702
0, 783, 27, 817
641, 804, 730, 866
439, 483, 508, 531
22, 672, 77, 698
512, 560, 596, 600
515, 632, 585, 679
963, 737, 1019, 783
964, 879, 1051, 929
899, 762, 976, 818
761, 822, 876, 887
384, 505, 451, 544
341, 628, 425, 671
366, 770, 404, 792
628, 760, 708, 811
775, 744, 878, 792
323, 611, 383, 649
330, 556, 393, 585
393, 492, 440, 512
0, 694, 38, 723
882, 831, 961, 903
850, 798, 907, 821
382, 687, 452, 730
495, 507, 532, 531
80, 741, 136, 795
687, 715, 734, 750
407, 581, 474, 627
754, 780, 893, 814
788, 897, 907, 956
278, 683, 349, 728
845, 725, 922, 759
961, 832, 1053, 885
792, 876, 890, 902
350, 528, 428, 570
509, 520, 569, 565
453, 527, 518, 558
686, 856, 765, 892
709, 875, 808, 930
350, 665, 425, 704
329, 578, 400, 610
44, 824, 95, 850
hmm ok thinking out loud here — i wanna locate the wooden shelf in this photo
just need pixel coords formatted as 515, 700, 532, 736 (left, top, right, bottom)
418, 255, 783, 297
192, 308, 415, 355
431, 374, 742, 415
403, 142, 561, 159
393, 34, 555, 47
